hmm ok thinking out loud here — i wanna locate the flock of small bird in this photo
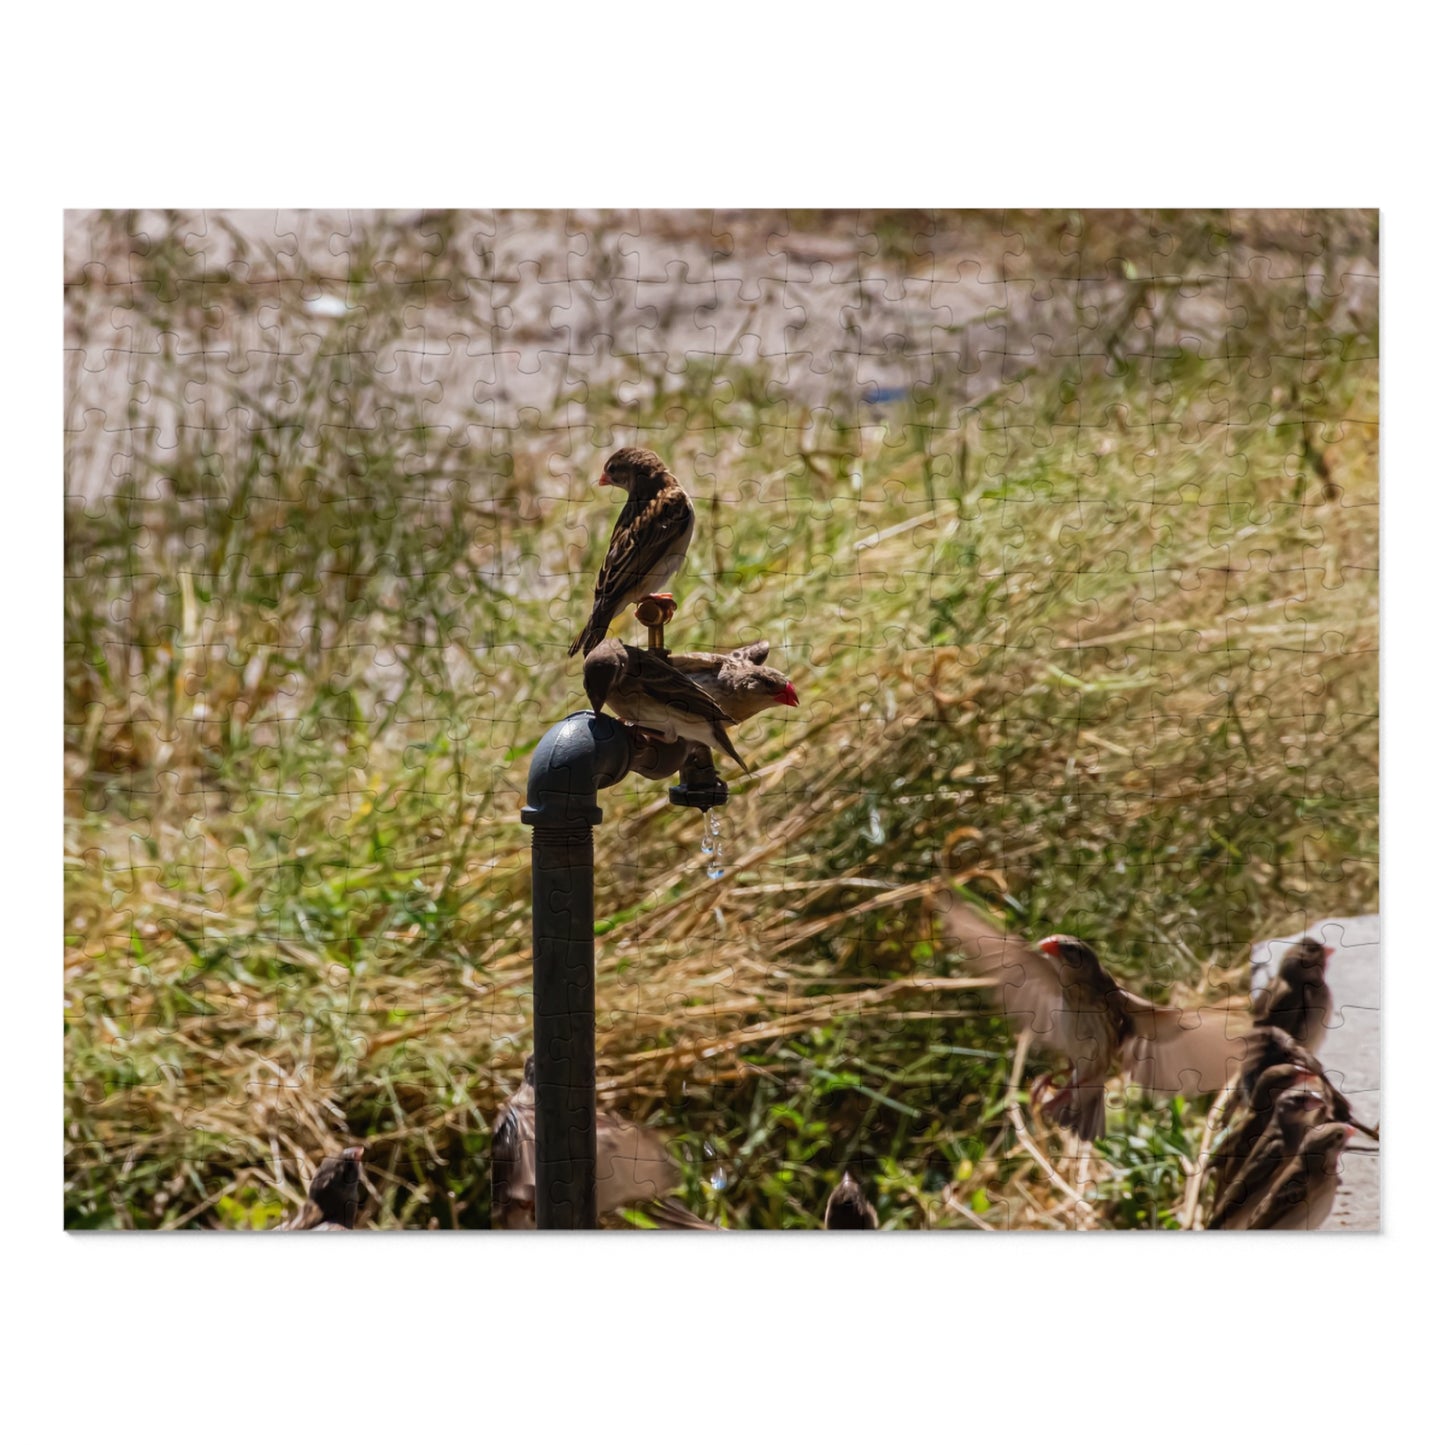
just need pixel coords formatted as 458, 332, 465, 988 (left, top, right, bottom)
276, 446, 1376, 1232
937, 899, 1379, 1229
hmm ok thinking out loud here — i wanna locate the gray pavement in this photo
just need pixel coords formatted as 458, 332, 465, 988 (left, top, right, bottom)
1251, 914, 1380, 1230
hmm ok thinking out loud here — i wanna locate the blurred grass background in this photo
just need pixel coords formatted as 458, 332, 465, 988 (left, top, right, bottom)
64, 209, 1378, 1229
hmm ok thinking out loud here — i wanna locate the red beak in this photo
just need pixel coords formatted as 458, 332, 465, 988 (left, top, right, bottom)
597, 472, 612, 487
1322, 946, 1335, 964
776, 682, 799, 707
1036, 936, 1062, 958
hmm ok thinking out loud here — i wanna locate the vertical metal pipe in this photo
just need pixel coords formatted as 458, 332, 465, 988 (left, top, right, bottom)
529, 820, 598, 1229
520, 711, 635, 1229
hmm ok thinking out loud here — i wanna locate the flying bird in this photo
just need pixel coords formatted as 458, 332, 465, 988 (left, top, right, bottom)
936, 898, 1246, 1141
276, 1145, 366, 1231
666, 644, 800, 722
824, 1171, 879, 1230
583, 638, 748, 770
569, 447, 695, 658
491, 1055, 687, 1229
1207, 1084, 1330, 1230
1253, 937, 1334, 1052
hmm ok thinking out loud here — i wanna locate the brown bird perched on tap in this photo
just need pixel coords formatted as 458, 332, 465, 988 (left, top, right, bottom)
569, 447, 695, 658
583, 637, 750, 771
666, 641, 800, 721
936, 898, 1244, 1141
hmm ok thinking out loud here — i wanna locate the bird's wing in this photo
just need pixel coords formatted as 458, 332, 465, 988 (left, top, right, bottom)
595, 1114, 680, 1214
1240, 1154, 1313, 1230
644, 1196, 721, 1230
1121, 994, 1253, 1096
632, 648, 738, 724
1243, 1123, 1347, 1230
492, 1089, 537, 1218
729, 640, 771, 664
1208, 1129, 1290, 1228
664, 650, 725, 677
591, 486, 693, 615
934, 896, 1069, 1038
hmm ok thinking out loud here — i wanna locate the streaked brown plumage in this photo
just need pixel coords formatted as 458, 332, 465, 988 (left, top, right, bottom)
824, 1171, 879, 1230
583, 638, 747, 770
937, 898, 1246, 1141
1208, 1085, 1330, 1230
666, 644, 800, 722
1241, 1120, 1354, 1230
1253, 937, 1334, 1051
1206, 1061, 1319, 1198
569, 448, 695, 658
491, 1055, 685, 1229
277, 1145, 365, 1231
1235, 1025, 1379, 1139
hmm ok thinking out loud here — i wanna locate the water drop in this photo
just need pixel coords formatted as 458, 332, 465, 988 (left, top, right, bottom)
705, 811, 726, 880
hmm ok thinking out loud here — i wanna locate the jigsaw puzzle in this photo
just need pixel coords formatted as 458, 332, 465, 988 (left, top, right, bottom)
63, 209, 1379, 1231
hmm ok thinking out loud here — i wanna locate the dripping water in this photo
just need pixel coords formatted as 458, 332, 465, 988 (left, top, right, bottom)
701, 809, 726, 880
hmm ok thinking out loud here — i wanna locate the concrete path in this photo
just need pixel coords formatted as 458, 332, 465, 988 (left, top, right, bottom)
1251, 914, 1381, 1231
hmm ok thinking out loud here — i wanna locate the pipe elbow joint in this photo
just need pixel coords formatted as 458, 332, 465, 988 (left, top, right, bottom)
521, 711, 635, 829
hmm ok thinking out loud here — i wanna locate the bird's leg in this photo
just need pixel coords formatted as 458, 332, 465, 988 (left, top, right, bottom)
634, 594, 675, 653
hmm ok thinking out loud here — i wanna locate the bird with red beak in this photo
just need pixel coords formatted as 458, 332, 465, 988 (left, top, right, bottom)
935, 899, 1242, 1142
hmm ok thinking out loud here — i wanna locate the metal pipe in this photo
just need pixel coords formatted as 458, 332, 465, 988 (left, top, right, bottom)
520, 709, 720, 1227
520, 711, 629, 1228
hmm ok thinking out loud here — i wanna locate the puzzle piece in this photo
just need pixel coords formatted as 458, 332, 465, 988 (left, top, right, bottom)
64, 210, 1378, 1231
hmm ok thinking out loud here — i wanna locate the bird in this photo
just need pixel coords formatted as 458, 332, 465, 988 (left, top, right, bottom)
1207, 1084, 1331, 1229
491, 1055, 539, 1230
665, 644, 800, 722
824, 1171, 879, 1230
1233, 1025, 1379, 1139
1239, 1119, 1355, 1230
277, 1145, 365, 1231
1205, 1060, 1321, 1198
645, 1196, 721, 1231
491, 1055, 687, 1229
583, 638, 747, 770
1253, 937, 1334, 1052
568, 447, 695, 658
936, 898, 1244, 1141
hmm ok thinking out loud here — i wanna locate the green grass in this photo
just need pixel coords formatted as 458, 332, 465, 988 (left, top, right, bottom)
64, 209, 1378, 1229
